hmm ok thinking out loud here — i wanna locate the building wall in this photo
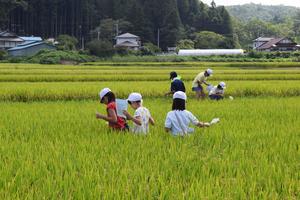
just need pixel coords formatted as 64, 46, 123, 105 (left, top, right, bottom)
9, 44, 56, 57
116, 38, 139, 45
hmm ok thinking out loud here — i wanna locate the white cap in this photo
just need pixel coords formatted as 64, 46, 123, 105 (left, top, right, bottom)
219, 82, 226, 89
127, 93, 142, 102
173, 91, 187, 101
206, 69, 213, 76
99, 88, 111, 101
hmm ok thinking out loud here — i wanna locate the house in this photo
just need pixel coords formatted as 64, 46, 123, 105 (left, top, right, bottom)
8, 41, 56, 57
115, 33, 141, 50
253, 37, 299, 52
0, 31, 24, 49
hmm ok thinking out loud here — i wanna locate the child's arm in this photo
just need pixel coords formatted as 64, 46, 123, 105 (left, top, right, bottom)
149, 117, 155, 125
96, 109, 118, 124
196, 122, 210, 128
123, 111, 142, 126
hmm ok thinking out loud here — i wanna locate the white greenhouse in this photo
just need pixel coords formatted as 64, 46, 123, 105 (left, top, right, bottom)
178, 49, 244, 56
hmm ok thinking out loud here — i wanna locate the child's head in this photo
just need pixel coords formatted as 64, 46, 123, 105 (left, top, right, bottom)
172, 91, 186, 111
205, 69, 213, 77
170, 71, 178, 80
127, 93, 142, 109
99, 88, 116, 105
217, 82, 226, 90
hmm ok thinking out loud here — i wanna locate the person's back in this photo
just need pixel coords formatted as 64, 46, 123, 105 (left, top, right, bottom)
165, 110, 200, 136
133, 106, 151, 134
192, 72, 206, 88
171, 78, 186, 93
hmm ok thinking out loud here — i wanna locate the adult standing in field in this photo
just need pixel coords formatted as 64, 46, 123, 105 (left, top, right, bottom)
192, 69, 213, 100
165, 71, 186, 96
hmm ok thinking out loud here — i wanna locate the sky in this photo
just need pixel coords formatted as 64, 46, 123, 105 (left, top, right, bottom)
201, 0, 300, 7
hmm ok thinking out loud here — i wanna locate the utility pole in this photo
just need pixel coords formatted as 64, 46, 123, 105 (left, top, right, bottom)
157, 28, 160, 48
97, 31, 100, 40
115, 21, 119, 37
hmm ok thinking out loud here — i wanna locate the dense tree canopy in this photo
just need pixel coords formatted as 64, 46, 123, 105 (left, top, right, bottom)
0, 0, 235, 49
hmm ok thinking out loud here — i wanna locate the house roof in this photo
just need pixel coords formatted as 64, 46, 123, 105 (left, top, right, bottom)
253, 37, 274, 42
8, 41, 55, 51
0, 38, 24, 42
115, 41, 140, 47
116, 33, 139, 38
20, 36, 42, 41
257, 38, 286, 50
0, 31, 18, 37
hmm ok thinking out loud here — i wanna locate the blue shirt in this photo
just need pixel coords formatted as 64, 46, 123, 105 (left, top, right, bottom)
171, 78, 186, 93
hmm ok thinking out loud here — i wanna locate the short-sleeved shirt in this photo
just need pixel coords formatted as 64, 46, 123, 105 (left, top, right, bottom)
192, 72, 207, 88
165, 110, 199, 136
106, 102, 126, 130
132, 107, 151, 134
171, 78, 186, 93
209, 86, 224, 96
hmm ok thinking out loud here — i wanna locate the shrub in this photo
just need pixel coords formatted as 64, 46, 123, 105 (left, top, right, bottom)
0, 50, 8, 60
86, 40, 114, 57
141, 43, 161, 56
57, 35, 78, 51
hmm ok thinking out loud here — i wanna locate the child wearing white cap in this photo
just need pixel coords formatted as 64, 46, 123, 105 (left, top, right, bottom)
96, 88, 127, 131
192, 69, 213, 100
209, 82, 226, 101
123, 93, 155, 134
165, 91, 210, 136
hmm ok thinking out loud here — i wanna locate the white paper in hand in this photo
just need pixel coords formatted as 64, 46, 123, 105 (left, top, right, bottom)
210, 118, 220, 125
116, 99, 128, 118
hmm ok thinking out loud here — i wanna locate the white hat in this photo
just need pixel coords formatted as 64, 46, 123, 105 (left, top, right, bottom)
219, 82, 226, 89
99, 88, 111, 101
127, 93, 142, 102
173, 91, 187, 101
206, 69, 213, 76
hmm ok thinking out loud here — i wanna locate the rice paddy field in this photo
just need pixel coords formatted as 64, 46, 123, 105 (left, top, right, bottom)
0, 62, 299, 199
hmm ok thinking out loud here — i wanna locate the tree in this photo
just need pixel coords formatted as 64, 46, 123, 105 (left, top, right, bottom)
194, 31, 226, 49
57, 35, 78, 50
86, 39, 114, 57
141, 42, 161, 55
177, 39, 194, 49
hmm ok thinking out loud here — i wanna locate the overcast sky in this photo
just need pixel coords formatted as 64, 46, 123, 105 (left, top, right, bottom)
201, 0, 300, 7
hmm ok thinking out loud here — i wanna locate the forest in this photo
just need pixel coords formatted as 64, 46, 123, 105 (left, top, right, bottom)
0, 0, 234, 49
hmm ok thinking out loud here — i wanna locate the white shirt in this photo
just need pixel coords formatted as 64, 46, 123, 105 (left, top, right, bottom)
165, 110, 199, 136
132, 107, 151, 134
209, 86, 224, 96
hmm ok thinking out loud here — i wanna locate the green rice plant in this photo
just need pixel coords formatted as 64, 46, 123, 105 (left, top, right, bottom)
0, 98, 299, 199
0, 80, 300, 102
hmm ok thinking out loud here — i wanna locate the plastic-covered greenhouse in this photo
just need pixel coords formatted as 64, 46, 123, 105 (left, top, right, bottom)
178, 49, 244, 56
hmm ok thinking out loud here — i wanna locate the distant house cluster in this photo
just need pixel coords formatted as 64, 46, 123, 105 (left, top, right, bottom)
0, 31, 55, 57
253, 37, 299, 52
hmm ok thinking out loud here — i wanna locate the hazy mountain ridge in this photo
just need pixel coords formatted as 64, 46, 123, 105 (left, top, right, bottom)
226, 3, 299, 22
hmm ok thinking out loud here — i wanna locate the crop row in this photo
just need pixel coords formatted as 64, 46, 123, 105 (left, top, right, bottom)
0, 80, 300, 101
0, 74, 299, 82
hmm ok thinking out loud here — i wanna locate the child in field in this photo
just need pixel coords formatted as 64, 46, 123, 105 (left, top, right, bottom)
165, 71, 186, 96
192, 69, 213, 100
209, 82, 226, 101
123, 93, 155, 134
96, 88, 127, 131
165, 91, 210, 136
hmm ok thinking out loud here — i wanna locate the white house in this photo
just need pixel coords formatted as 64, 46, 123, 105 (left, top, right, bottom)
115, 33, 141, 50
